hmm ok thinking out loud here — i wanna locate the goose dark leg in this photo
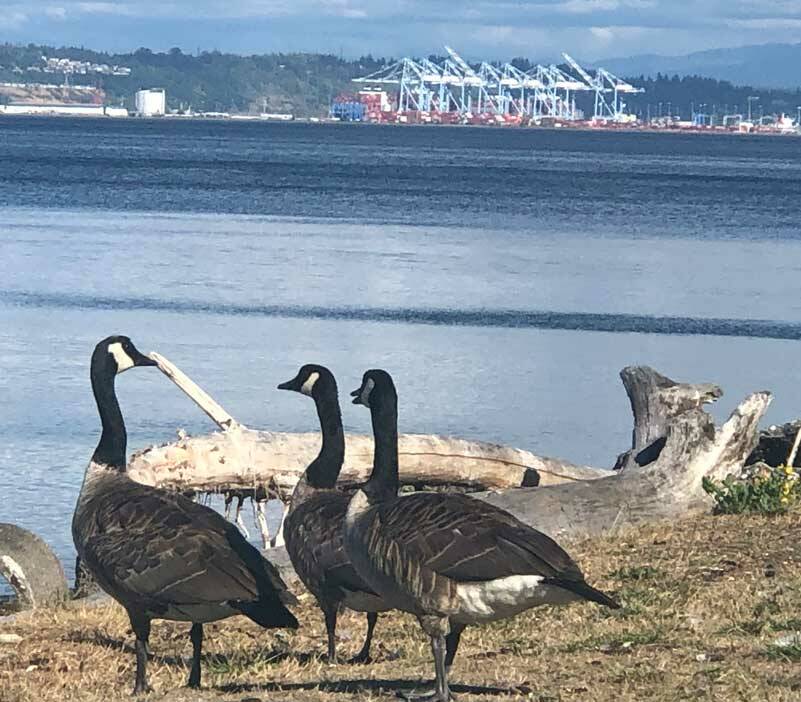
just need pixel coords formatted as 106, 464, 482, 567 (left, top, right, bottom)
187, 623, 203, 688
432, 634, 451, 702
129, 614, 152, 695
400, 618, 455, 701
323, 605, 338, 663
349, 612, 378, 664
445, 624, 464, 668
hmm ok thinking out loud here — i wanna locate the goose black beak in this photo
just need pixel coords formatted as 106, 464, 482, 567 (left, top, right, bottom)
351, 387, 363, 405
278, 377, 300, 392
133, 350, 158, 367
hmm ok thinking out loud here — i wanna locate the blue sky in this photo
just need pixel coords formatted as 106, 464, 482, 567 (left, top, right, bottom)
2, 1, 801, 61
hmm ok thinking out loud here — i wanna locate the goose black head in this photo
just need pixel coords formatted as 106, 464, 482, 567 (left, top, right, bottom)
351, 369, 395, 407
277, 364, 335, 398
92, 335, 157, 377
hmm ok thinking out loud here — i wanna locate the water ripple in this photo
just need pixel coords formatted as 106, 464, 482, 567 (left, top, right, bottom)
3, 289, 799, 340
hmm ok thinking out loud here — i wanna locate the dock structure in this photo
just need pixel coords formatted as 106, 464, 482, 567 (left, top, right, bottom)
344, 46, 643, 125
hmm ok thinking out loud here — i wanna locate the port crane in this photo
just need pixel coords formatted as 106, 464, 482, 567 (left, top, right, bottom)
349, 45, 644, 123
597, 68, 644, 121
444, 46, 498, 115
353, 58, 434, 112
561, 52, 615, 121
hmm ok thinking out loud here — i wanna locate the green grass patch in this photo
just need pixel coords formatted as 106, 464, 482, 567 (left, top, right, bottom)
608, 565, 660, 581
765, 642, 801, 662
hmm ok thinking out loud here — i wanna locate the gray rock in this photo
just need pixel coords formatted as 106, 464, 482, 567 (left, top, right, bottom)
0, 523, 68, 608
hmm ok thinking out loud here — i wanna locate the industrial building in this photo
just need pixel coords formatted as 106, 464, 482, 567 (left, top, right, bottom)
135, 89, 166, 117
0, 103, 128, 117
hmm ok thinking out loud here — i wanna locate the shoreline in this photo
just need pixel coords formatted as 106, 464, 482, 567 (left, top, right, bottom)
1, 112, 799, 137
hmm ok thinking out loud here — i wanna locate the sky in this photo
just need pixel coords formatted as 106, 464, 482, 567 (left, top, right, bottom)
2, 0, 801, 61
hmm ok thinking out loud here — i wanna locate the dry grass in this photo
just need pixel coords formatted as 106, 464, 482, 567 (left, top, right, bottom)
2, 511, 801, 702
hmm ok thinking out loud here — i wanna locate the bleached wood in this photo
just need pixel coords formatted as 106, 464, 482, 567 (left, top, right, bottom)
128, 429, 605, 495
615, 366, 723, 471
149, 351, 240, 431
787, 424, 801, 467
142, 352, 604, 494
480, 390, 772, 542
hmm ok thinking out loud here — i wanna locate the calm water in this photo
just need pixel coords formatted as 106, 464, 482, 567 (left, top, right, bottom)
2, 117, 801, 586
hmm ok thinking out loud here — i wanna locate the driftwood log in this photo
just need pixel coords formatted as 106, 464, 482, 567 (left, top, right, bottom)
128, 429, 604, 496
131, 353, 602, 494
129, 357, 770, 548
482, 386, 770, 542
612, 366, 723, 471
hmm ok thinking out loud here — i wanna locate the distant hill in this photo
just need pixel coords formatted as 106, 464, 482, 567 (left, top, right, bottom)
0, 43, 384, 116
598, 42, 801, 89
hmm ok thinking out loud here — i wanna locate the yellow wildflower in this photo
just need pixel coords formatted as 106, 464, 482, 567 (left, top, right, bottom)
784, 465, 796, 476
781, 496, 790, 504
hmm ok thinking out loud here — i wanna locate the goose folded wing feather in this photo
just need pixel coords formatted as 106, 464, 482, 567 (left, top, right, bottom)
289, 497, 379, 596
374, 492, 584, 584
83, 490, 273, 605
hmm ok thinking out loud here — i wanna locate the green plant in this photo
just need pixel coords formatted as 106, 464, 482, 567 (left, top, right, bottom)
702, 464, 799, 515
765, 641, 801, 662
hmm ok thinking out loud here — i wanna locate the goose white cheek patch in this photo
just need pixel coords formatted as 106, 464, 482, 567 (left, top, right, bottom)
301, 372, 320, 396
360, 377, 375, 407
108, 342, 134, 373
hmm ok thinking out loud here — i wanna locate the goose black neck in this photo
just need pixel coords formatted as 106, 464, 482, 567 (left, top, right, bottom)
90, 362, 126, 469
364, 390, 399, 501
306, 384, 345, 488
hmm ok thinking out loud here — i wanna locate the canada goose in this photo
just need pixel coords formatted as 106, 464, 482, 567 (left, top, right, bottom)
344, 369, 619, 701
72, 336, 299, 695
278, 364, 388, 663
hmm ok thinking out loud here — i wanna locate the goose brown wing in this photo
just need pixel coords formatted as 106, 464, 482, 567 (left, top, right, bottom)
286, 493, 377, 596
375, 492, 584, 583
83, 485, 283, 606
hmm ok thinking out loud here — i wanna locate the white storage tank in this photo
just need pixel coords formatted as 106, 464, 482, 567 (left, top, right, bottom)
135, 89, 166, 117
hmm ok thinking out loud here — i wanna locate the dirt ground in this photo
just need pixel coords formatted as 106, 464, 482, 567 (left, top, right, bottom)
2, 511, 801, 702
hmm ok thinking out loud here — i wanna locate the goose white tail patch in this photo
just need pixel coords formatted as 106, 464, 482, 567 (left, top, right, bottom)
108, 342, 134, 373
300, 371, 320, 396
345, 489, 370, 526
455, 575, 580, 623
360, 377, 375, 407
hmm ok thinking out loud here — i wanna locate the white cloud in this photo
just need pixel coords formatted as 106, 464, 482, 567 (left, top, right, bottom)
0, 10, 28, 29
590, 25, 615, 41
728, 17, 801, 29
44, 6, 67, 19
3, 0, 801, 61
560, 0, 655, 15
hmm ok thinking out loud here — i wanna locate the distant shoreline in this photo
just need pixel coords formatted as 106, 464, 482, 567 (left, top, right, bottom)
1, 112, 799, 138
